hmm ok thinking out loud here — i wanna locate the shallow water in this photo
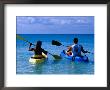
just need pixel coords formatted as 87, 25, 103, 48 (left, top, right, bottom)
16, 34, 94, 74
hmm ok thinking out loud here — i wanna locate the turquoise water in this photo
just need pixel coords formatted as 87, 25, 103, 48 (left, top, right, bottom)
16, 34, 94, 74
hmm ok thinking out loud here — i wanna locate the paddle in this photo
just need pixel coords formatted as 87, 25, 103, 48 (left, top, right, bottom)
16, 35, 62, 60
52, 40, 93, 54
17, 35, 35, 46
52, 40, 69, 47
52, 40, 63, 46
48, 52, 62, 60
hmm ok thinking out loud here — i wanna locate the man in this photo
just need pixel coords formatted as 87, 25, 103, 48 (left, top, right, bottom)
66, 38, 90, 58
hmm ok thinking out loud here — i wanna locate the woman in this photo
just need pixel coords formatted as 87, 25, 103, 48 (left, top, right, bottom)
29, 41, 47, 59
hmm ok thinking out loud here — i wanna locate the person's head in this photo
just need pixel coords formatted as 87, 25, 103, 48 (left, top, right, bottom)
73, 38, 78, 44
36, 41, 42, 48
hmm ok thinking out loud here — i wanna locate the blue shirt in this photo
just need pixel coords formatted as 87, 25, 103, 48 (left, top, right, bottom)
71, 44, 82, 57
71, 44, 88, 57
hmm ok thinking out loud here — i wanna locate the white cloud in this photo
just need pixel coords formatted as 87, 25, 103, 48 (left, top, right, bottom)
27, 17, 35, 23
17, 16, 94, 25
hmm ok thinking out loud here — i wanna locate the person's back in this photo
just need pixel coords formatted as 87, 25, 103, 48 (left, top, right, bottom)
34, 47, 47, 55
70, 38, 89, 57
29, 41, 47, 59
71, 44, 82, 57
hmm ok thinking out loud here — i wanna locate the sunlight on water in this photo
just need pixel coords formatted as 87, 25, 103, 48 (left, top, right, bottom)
16, 34, 94, 74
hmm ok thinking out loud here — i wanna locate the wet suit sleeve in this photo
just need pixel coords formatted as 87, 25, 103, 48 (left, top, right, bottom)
81, 45, 88, 53
41, 48, 48, 55
28, 43, 35, 51
29, 48, 34, 51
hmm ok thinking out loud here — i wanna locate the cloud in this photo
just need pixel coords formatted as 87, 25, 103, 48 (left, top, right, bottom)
17, 16, 94, 25
16, 16, 94, 34
17, 16, 36, 24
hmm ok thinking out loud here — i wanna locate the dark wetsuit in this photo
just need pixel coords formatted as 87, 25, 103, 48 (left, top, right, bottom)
29, 46, 48, 59
34, 47, 47, 55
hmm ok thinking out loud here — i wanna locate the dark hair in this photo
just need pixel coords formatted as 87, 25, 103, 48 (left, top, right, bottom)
36, 41, 42, 48
73, 38, 78, 44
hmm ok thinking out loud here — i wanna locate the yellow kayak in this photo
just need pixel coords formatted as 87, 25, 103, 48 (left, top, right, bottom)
29, 52, 47, 64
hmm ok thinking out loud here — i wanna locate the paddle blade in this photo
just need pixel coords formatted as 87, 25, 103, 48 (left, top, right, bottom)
52, 55, 62, 60
52, 40, 62, 46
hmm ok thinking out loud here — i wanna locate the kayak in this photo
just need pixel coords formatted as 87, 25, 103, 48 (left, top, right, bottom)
60, 50, 89, 62
29, 52, 48, 64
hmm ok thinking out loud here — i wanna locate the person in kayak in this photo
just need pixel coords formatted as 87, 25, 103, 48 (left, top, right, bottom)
29, 41, 48, 59
65, 38, 90, 60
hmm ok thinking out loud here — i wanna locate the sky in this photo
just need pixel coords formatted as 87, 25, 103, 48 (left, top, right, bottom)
16, 16, 94, 34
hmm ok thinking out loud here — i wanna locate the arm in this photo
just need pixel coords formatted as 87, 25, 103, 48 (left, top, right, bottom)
28, 43, 34, 51
67, 46, 72, 52
81, 45, 89, 53
41, 48, 48, 55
